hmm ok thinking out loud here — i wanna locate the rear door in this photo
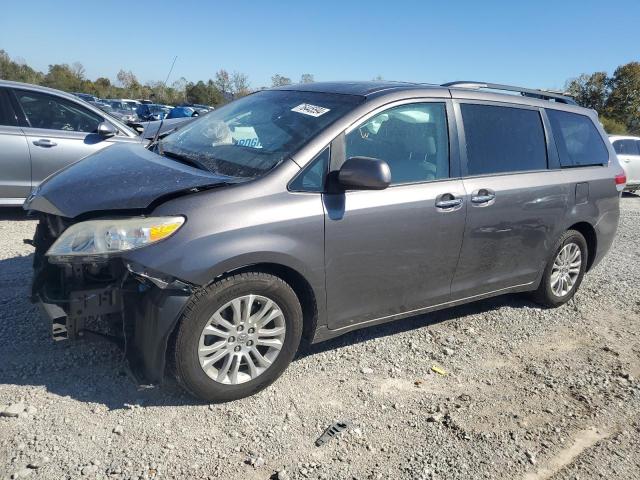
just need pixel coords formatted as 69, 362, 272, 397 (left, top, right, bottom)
612, 138, 640, 186
0, 88, 31, 202
324, 100, 467, 329
451, 101, 568, 299
11, 88, 128, 186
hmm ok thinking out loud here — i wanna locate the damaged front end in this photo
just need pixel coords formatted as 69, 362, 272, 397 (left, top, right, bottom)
31, 214, 193, 384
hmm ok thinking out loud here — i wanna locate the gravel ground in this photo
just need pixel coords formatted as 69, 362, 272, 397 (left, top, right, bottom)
1, 196, 639, 480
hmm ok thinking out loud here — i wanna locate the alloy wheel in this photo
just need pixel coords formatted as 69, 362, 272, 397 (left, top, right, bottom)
550, 242, 582, 297
197, 294, 286, 385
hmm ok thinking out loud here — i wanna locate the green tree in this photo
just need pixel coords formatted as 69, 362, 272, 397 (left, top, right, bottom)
0, 50, 43, 83
206, 79, 225, 106
43, 64, 83, 91
116, 69, 142, 98
186, 81, 210, 104
600, 116, 628, 134
605, 62, 640, 134
94, 77, 112, 98
565, 72, 608, 112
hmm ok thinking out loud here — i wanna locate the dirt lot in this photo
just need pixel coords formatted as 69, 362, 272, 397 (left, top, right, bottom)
1, 196, 639, 480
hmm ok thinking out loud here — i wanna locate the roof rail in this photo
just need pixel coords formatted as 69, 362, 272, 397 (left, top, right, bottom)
441, 81, 576, 105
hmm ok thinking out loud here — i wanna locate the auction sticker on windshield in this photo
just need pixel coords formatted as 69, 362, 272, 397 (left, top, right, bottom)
291, 103, 331, 117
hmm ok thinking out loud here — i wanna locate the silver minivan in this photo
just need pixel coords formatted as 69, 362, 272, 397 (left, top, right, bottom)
27, 81, 623, 402
0, 80, 141, 206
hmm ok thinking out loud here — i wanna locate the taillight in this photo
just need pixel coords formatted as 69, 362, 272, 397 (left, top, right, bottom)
615, 171, 627, 192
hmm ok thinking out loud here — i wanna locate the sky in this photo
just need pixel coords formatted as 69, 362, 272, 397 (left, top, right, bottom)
2, 0, 639, 91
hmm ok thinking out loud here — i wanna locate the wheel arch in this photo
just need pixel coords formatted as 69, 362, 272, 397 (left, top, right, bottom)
221, 262, 319, 343
568, 221, 597, 271
166, 261, 320, 377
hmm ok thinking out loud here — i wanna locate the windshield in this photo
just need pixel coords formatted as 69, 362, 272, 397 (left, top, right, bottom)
157, 90, 363, 179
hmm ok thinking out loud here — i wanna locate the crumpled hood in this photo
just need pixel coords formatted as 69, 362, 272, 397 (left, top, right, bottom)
24, 143, 235, 218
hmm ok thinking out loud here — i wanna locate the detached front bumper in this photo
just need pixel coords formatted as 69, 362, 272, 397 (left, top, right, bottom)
32, 220, 193, 383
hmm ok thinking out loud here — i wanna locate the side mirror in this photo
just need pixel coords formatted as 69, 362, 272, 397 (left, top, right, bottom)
97, 121, 117, 137
338, 156, 391, 190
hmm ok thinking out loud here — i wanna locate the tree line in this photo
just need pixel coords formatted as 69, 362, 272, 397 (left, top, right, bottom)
566, 61, 640, 134
2, 50, 638, 132
0, 50, 314, 106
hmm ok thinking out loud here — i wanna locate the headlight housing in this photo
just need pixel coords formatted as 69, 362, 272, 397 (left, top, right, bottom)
46, 216, 185, 260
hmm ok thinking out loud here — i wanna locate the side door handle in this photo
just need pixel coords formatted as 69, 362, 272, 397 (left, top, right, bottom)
471, 189, 496, 206
33, 139, 57, 148
435, 193, 463, 211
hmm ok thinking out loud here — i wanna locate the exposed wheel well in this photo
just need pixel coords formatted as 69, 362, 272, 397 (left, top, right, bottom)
568, 222, 597, 271
216, 263, 318, 342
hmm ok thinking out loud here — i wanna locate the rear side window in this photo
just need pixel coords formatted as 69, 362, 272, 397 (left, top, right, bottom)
612, 139, 640, 156
546, 110, 609, 167
461, 104, 547, 176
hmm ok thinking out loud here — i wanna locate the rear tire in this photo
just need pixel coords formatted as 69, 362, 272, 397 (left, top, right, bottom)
174, 272, 303, 402
531, 229, 588, 308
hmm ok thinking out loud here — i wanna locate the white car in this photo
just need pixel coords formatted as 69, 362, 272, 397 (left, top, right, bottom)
610, 135, 640, 192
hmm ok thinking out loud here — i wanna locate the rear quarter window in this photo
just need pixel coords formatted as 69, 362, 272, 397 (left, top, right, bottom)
546, 110, 609, 167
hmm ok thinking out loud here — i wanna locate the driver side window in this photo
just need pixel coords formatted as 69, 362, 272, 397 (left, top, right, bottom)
346, 102, 449, 185
14, 90, 102, 133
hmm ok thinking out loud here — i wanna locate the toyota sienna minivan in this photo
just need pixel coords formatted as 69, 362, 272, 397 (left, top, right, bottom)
26, 81, 623, 402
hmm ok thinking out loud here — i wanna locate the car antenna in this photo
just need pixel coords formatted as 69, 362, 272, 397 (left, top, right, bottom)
150, 55, 178, 148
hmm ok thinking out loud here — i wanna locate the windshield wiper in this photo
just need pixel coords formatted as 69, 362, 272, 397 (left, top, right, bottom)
160, 149, 210, 172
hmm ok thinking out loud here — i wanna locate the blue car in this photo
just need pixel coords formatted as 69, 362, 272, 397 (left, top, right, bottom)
135, 103, 167, 121
166, 106, 198, 119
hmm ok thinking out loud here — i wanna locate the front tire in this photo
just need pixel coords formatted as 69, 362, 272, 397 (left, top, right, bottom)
174, 272, 303, 402
532, 229, 588, 308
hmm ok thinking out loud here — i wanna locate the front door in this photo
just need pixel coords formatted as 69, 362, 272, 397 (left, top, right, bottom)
0, 88, 31, 202
11, 88, 120, 186
324, 101, 466, 330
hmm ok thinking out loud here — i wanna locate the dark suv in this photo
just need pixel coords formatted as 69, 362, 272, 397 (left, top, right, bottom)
26, 81, 623, 402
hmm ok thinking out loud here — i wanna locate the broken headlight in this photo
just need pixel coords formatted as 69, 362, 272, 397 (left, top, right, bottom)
46, 216, 185, 260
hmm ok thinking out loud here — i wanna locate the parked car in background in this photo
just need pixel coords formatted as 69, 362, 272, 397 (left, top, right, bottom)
140, 116, 196, 139
90, 101, 115, 114
107, 100, 133, 111
72, 92, 97, 103
27, 81, 622, 402
179, 103, 213, 115
106, 100, 139, 124
120, 98, 140, 110
610, 135, 640, 192
192, 104, 213, 114
0, 80, 141, 206
136, 103, 168, 121
89, 100, 113, 113
166, 106, 198, 119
